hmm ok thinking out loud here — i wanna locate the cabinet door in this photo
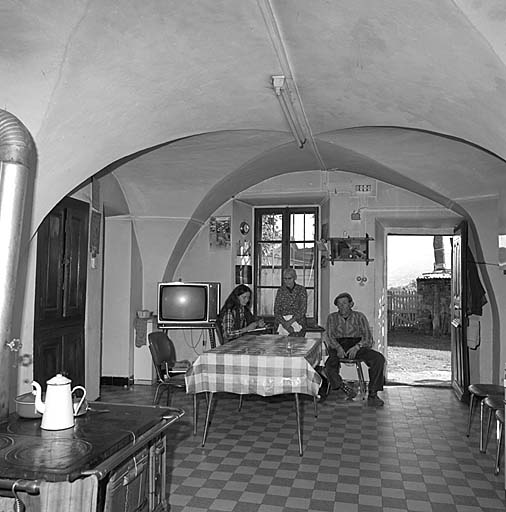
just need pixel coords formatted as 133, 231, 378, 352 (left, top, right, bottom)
103, 448, 150, 512
33, 334, 63, 382
34, 198, 88, 387
61, 327, 85, 386
35, 198, 88, 323
35, 209, 66, 322
62, 205, 88, 319
34, 326, 85, 386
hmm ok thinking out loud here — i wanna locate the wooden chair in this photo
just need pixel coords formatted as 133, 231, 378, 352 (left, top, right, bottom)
214, 321, 225, 347
322, 340, 367, 399
338, 358, 367, 398
148, 331, 191, 406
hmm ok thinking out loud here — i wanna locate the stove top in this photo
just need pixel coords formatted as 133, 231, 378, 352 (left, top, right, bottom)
0, 436, 12, 451
0, 402, 182, 482
3, 436, 92, 470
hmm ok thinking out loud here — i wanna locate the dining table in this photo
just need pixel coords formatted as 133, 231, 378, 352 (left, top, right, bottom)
185, 334, 323, 455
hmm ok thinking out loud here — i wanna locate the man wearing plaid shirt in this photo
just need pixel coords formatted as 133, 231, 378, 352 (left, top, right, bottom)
324, 292, 385, 406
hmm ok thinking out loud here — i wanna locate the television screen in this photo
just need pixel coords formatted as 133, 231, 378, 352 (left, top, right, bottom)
161, 285, 206, 321
157, 282, 220, 327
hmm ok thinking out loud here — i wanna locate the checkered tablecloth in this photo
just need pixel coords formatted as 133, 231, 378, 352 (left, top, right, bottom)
185, 335, 322, 397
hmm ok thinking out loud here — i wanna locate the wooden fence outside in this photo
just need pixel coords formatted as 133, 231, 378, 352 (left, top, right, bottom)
387, 290, 420, 330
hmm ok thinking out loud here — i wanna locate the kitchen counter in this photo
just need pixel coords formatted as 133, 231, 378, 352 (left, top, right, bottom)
0, 402, 183, 483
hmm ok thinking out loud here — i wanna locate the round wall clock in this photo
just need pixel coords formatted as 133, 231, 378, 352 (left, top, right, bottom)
240, 221, 250, 235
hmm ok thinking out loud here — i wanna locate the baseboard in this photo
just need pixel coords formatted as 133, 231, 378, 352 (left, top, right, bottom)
101, 376, 133, 387
134, 378, 154, 386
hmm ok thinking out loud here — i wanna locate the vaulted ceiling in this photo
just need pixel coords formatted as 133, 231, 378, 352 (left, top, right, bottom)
3, 0, 506, 229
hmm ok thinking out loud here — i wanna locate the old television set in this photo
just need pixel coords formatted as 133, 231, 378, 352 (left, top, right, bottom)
157, 281, 221, 328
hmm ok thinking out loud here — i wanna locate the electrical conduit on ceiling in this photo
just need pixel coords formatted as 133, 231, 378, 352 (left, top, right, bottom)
257, 0, 327, 170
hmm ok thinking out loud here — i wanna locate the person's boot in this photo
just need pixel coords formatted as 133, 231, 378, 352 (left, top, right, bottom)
342, 382, 357, 400
317, 378, 330, 403
367, 392, 384, 407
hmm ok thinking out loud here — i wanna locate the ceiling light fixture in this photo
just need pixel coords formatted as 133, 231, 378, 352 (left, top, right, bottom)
271, 75, 306, 149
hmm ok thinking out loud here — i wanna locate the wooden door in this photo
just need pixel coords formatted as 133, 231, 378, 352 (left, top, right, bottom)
34, 198, 88, 387
451, 221, 469, 401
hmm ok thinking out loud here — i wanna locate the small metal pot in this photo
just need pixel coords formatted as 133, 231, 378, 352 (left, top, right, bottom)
15, 392, 42, 419
15, 392, 88, 419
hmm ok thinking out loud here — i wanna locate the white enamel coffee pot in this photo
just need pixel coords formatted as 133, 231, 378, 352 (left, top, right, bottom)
32, 374, 86, 430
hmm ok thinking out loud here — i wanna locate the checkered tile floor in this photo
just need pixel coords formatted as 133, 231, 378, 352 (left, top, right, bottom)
99, 384, 505, 512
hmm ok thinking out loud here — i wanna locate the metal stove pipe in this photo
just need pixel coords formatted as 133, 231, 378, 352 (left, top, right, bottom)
0, 110, 36, 419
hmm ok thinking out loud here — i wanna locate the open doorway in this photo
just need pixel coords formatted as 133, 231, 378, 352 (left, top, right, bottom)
386, 234, 452, 386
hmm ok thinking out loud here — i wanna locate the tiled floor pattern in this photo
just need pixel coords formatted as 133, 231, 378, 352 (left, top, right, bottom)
99, 385, 506, 512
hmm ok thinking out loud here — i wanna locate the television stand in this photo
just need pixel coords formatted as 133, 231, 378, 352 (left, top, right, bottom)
159, 323, 220, 349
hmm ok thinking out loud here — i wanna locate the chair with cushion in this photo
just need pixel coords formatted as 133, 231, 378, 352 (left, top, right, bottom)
148, 331, 192, 406
466, 383, 503, 449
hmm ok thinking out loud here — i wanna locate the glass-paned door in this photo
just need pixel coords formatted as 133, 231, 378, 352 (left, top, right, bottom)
254, 207, 318, 325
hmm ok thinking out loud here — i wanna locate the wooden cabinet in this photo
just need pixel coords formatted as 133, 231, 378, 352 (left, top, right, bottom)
34, 197, 88, 387
102, 447, 150, 512
101, 436, 168, 512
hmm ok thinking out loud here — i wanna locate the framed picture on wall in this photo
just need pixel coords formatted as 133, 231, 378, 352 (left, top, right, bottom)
209, 216, 231, 250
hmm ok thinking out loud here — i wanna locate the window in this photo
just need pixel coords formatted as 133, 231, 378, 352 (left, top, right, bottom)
254, 207, 318, 325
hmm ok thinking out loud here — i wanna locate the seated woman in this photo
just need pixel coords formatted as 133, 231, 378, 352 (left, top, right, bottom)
274, 267, 307, 337
218, 284, 265, 342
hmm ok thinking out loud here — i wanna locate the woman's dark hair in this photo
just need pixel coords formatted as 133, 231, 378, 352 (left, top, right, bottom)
220, 284, 252, 313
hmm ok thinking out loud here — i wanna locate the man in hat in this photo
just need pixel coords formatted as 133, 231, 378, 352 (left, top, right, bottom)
323, 292, 385, 406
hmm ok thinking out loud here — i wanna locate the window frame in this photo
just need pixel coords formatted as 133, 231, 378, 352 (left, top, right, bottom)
253, 206, 319, 326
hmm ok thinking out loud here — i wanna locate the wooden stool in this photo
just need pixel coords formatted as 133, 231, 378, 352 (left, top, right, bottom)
481, 395, 504, 454
467, 384, 503, 441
